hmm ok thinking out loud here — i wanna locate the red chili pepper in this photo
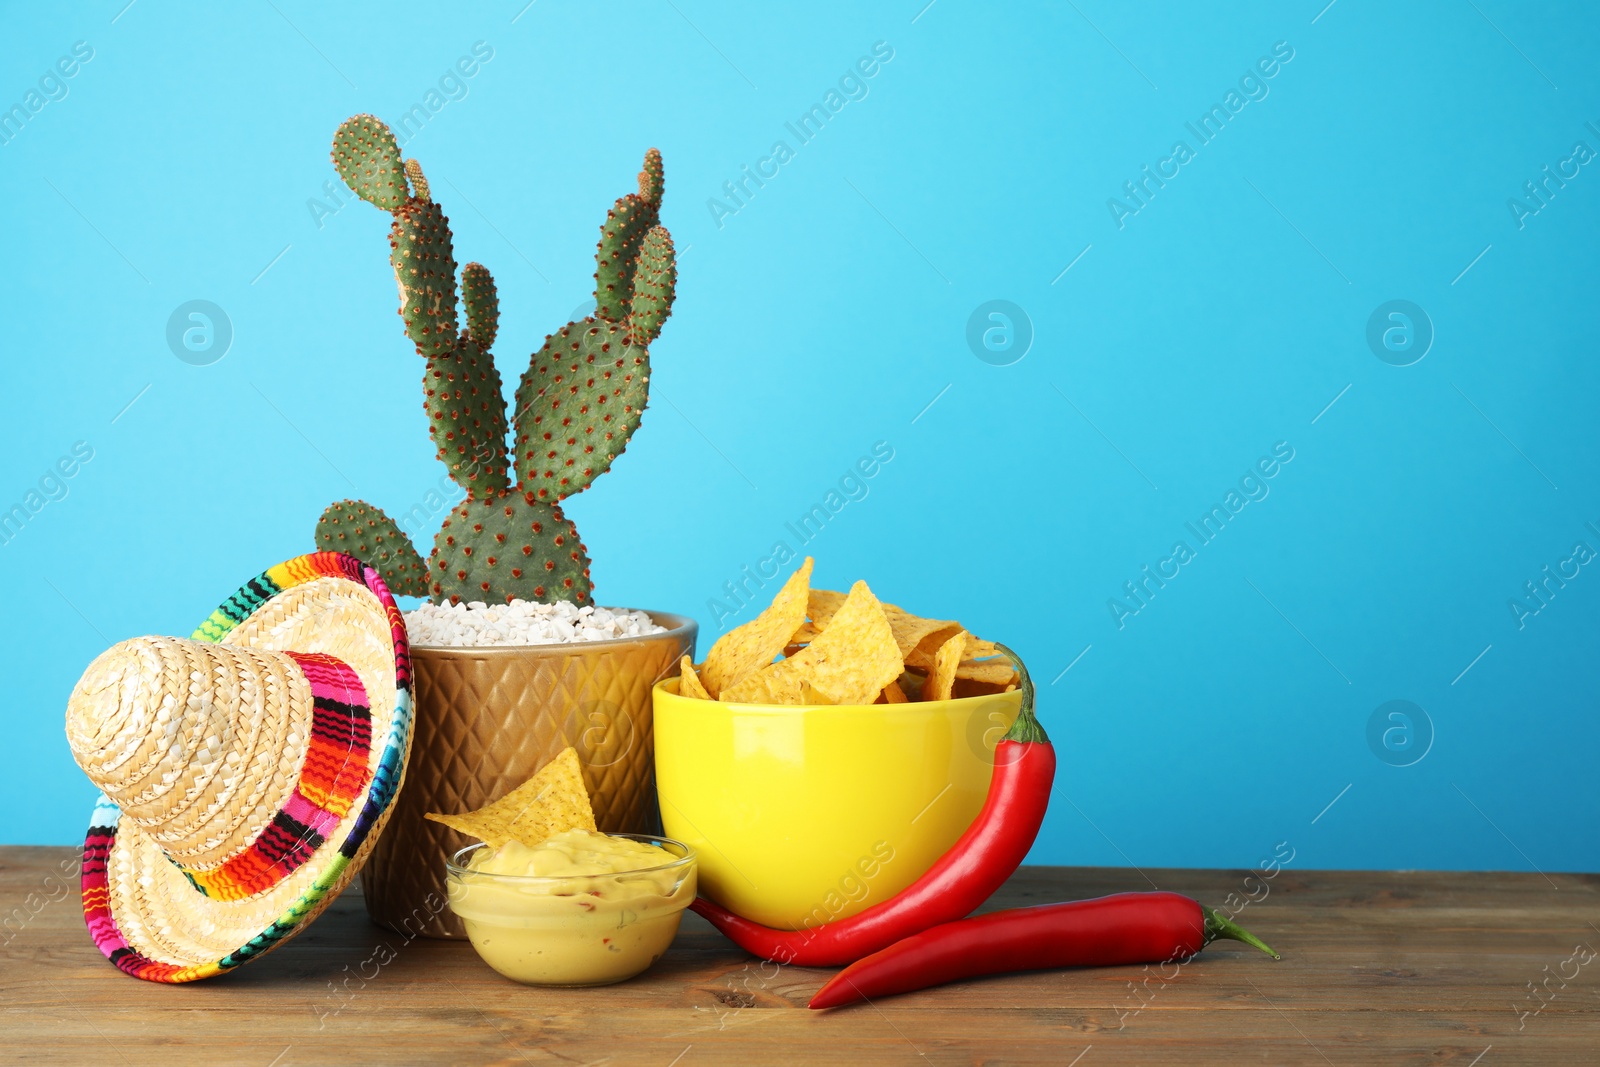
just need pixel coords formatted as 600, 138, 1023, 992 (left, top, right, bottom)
809, 891, 1279, 1009
691, 645, 1054, 967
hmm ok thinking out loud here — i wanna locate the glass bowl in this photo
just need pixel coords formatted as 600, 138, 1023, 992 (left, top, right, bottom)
444, 834, 696, 986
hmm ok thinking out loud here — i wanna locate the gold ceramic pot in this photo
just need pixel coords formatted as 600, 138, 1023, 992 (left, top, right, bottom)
361, 611, 696, 938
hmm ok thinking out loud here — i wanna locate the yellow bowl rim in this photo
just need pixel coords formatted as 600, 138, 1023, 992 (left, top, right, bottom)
652, 676, 1021, 714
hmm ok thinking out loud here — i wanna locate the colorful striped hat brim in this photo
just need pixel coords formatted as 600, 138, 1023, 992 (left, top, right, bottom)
73, 552, 413, 982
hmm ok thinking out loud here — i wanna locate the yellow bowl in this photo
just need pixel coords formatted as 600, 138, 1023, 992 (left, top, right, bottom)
652, 680, 1022, 930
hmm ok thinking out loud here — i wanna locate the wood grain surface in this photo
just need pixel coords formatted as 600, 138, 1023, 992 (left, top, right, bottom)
2, 847, 1595, 1065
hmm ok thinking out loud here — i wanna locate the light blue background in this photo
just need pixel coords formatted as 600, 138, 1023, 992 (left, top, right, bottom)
3, 1, 1596, 874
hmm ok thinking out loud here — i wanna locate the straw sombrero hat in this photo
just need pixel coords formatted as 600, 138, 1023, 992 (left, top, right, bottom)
65, 552, 413, 982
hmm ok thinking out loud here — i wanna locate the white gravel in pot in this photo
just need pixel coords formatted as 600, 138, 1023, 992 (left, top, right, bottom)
404, 599, 666, 647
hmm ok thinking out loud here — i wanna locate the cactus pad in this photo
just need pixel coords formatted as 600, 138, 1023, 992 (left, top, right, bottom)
593, 194, 654, 322
333, 115, 408, 211
404, 158, 430, 202
627, 227, 676, 346
430, 491, 592, 605
638, 148, 664, 209
461, 262, 499, 351
512, 319, 649, 499
315, 499, 430, 597
390, 199, 459, 357
424, 339, 510, 496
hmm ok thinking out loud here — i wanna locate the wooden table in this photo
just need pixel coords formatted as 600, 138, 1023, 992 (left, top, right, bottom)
3, 847, 1595, 1065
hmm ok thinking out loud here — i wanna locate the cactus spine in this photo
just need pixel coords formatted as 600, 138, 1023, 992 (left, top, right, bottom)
315, 115, 676, 606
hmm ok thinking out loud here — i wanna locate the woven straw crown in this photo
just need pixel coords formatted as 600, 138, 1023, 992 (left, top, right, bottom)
68, 637, 323, 870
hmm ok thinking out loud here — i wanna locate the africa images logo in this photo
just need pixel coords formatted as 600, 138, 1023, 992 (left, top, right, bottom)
1106, 41, 1295, 230
1107, 442, 1295, 629
0, 40, 94, 148
707, 441, 895, 628
306, 41, 495, 230
705, 41, 896, 229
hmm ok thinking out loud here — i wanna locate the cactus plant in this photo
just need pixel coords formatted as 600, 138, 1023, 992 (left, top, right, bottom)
316, 115, 676, 605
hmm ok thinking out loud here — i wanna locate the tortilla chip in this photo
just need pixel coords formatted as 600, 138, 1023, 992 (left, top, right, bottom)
922, 630, 966, 702
810, 589, 956, 660
678, 655, 712, 700
719, 664, 834, 705
882, 680, 908, 704
724, 573, 1011, 706
720, 662, 807, 704
425, 747, 596, 848
785, 581, 904, 705
887, 613, 960, 659
905, 625, 961, 671
906, 629, 995, 672
956, 658, 1019, 686
799, 681, 835, 705
805, 589, 849, 629
699, 557, 814, 697
952, 677, 1016, 700
722, 582, 901, 706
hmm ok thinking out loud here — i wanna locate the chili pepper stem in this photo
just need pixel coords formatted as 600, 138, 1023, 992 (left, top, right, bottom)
993, 643, 1047, 744
1202, 906, 1280, 959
